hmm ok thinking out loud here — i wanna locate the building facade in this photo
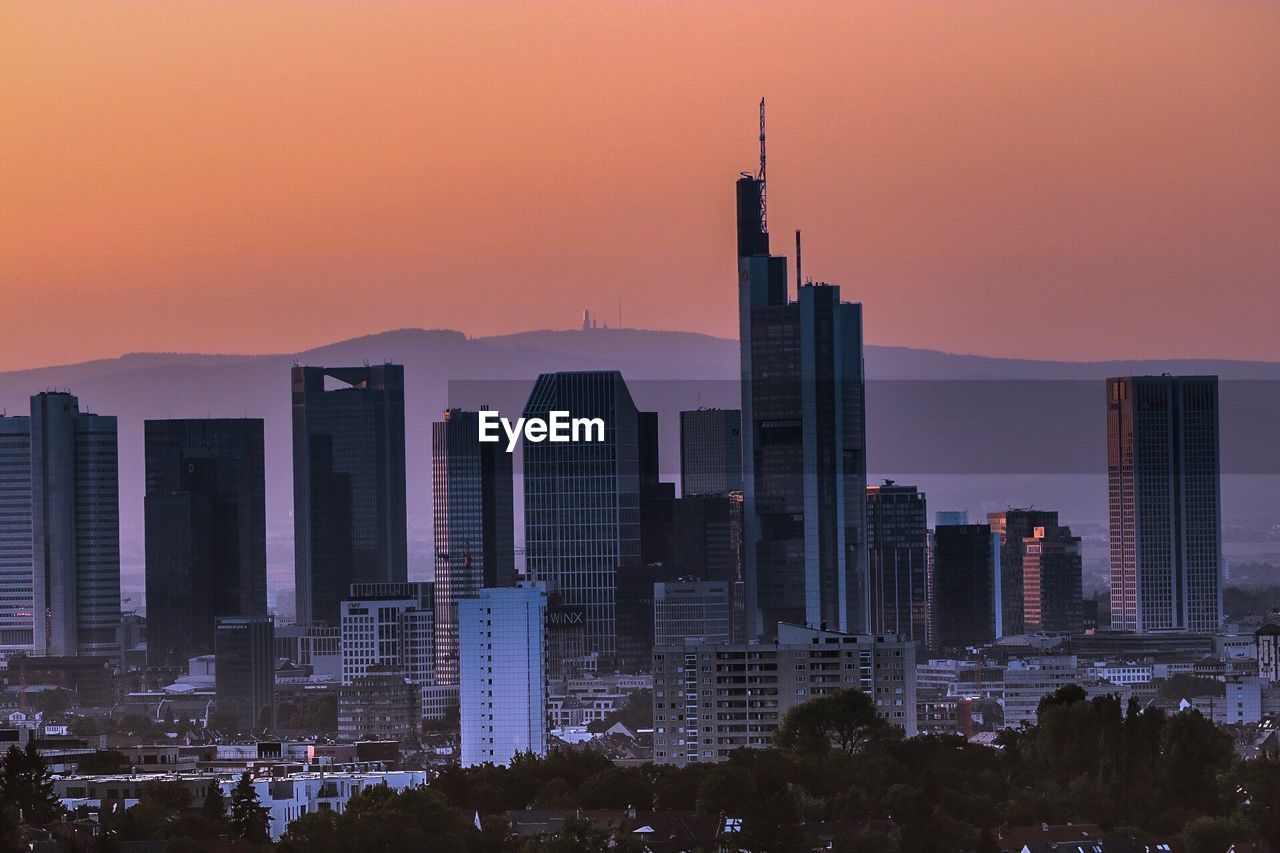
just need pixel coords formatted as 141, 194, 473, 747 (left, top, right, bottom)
214, 616, 275, 731
30, 392, 120, 656
1021, 522, 1083, 634
0, 415, 33, 653
987, 509, 1060, 638
653, 623, 916, 766
736, 129, 869, 640
144, 419, 267, 668
340, 583, 434, 687
653, 579, 731, 647
431, 407, 516, 686
866, 482, 927, 642
1107, 376, 1221, 633
522, 371, 640, 668
928, 524, 999, 652
459, 586, 547, 767
291, 365, 408, 627
679, 408, 743, 497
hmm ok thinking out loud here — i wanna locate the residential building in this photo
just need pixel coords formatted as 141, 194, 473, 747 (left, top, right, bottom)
652, 623, 916, 766
459, 586, 547, 766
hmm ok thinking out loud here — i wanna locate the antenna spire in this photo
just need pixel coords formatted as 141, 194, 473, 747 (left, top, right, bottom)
795, 229, 802, 290
758, 98, 767, 232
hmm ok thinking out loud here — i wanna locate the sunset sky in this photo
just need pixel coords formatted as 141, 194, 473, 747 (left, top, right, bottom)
2, 1, 1278, 370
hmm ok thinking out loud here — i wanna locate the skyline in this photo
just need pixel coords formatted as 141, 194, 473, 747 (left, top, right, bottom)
4, 1, 1280, 370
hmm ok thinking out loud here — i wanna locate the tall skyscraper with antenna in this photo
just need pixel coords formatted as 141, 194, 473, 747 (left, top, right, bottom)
737, 100, 869, 638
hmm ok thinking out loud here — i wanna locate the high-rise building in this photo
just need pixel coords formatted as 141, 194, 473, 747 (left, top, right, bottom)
653, 622, 916, 766
214, 615, 275, 731
928, 524, 999, 652
459, 586, 547, 767
340, 583, 434, 687
432, 408, 515, 686
670, 494, 745, 641
866, 482, 927, 642
1022, 523, 1083, 635
987, 509, 1060, 638
1107, 376, 1221, 633
30, 392, 120, 656
523, 371, 640, 668
736, 107, 869, 639
653, 579, 731, 647
291, 365, 408, 627
0, 415, 33, 653
679, 409, 742, 497
144, 419, 267, 668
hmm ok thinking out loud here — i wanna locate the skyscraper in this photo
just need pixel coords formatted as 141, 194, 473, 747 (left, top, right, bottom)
292, 364, 408, 627
670, 493, 745, 641
144, 419, 267, 668
1022, 523, 1083, 634
523, 371, 641, 668
928, 523, 999, 652
30, 392, 120, 656
737, 103, 869, 638
1107, 376, 1221, 633
679, 408, 742, 497
987, 508, 1060, 637
459, 586, 547, 767
214, 615, 275, 731
0, 415, 33, 653
432, 408, 515, 686
866, 481, 927, 642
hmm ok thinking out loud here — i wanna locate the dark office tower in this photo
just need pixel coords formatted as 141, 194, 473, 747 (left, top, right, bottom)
1022, 523, 1083, 634
523, 371, 641, 669
144, 419, 267, 669
928, 524, 998, 653
1107, 376, 1221, 633
737, 104, 869, 639
292, 365, 408, 627
679, 408, 743, 497
671, 494, 745, 640
866, 482, 927, 642
637, 410, 676, 567
987, 508, 1060, 638
214, 615, 275, 731
30, 392, 120, 656
431, 408, 515, 686
0, 416, 33, 653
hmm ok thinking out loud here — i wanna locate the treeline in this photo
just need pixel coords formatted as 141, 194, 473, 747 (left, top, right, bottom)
11, 686, 1280, 852
281, 686, 1280, 852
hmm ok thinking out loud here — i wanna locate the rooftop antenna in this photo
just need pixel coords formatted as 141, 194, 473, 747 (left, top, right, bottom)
795, 229, 802, 290
758, 97, 767, 232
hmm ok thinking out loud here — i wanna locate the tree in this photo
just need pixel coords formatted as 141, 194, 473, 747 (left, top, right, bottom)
0, 742, 64, 825
775, 688, 888, 757
76, 750, 131, 775
201, 783, 228, 821
228, 772, 271, 845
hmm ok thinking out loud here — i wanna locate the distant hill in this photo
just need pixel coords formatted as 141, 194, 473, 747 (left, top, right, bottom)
3, 327, 1278, 606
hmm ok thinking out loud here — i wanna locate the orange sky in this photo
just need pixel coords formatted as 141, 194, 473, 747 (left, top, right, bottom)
2, 1, 1278, 370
